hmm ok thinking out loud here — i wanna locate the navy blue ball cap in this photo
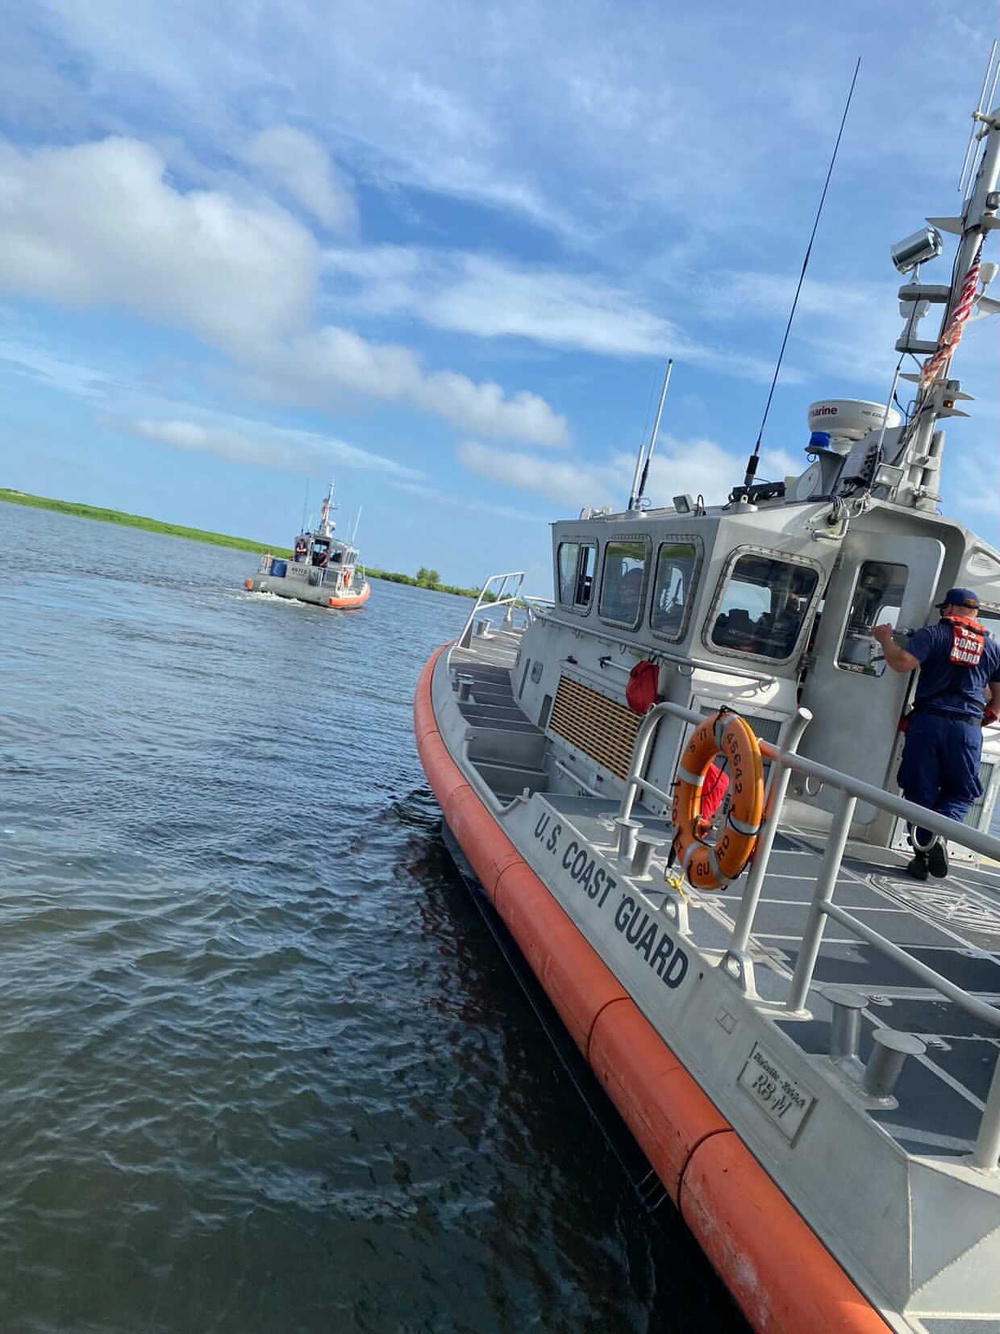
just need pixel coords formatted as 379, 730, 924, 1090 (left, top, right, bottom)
937, 586, 979, 610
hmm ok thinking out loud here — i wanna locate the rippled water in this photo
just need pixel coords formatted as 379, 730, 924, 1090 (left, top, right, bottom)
0, 501, 744, 1333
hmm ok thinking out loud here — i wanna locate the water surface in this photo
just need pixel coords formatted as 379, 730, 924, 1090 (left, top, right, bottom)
0, 502, 745, 1333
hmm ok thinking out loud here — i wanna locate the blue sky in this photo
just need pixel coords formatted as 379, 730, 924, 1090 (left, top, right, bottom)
0, 0, 997, 589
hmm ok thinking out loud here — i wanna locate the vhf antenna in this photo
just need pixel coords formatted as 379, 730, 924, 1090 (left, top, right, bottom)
958, 39, 999, 198
628, 358, 673, 510
734, 56, 861, 501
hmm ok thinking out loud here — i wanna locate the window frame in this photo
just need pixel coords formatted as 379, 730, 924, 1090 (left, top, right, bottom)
648, 535, 704, 645
836, 559, 910, 675
702, 545, 822, 664
598, 536, 652, 630
555, 539, 598, 616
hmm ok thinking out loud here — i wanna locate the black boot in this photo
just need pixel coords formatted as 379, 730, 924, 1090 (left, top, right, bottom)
927, 839, 949, 879
906, 851, 930, 881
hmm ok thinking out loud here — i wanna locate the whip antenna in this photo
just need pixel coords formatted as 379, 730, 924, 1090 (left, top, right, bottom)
959, 39, 999, 197
628, 358, 673, 510
735, 57, 862, 499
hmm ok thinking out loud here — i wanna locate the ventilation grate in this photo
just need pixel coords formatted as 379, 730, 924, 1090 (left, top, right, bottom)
549, 675, 641, 780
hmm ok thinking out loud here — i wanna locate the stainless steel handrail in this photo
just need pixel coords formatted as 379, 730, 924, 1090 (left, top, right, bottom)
454, 571, 527, 652
621, 698, 1000, 860
617, 697, 1000, 1168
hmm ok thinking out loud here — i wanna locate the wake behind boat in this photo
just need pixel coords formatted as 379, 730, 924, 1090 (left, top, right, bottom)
245, 482, 371, 609
414, 67, 1000, 1334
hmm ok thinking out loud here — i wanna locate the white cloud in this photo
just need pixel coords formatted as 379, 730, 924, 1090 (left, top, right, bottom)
458, 434, 798, 510
26, 0, 993, 258
324, 245, 675, 355
410, 253, 675, 357
247, 325, 570, 446
324, 244, 786, 378
0, 135, 568, 446
242, 125, 358, 232
0, 136, 320, 347
126, 416, 422, 479
386, 477, 541, 524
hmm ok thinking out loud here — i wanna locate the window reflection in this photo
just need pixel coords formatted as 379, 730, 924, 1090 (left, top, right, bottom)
557, 541, 597, 609
599, 540, 648, 625
650, 541, 699, 641
838, 561, 908, 674
710, 553, 818, 659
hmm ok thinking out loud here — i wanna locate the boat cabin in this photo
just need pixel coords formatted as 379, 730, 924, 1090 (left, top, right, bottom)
513, 451, 1000, 851
294, 531, 357, 572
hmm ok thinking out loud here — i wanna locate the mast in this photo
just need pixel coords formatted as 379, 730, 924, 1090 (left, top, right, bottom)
317, 481, 337, 538
891, 78, 1000, 508
628, 359, 673, 511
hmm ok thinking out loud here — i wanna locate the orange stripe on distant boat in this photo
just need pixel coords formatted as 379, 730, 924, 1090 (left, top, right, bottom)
413, 644, 890, 1334
326, 583, 371, 609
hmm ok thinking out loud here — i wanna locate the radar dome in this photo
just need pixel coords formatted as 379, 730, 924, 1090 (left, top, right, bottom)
807, 399, 901, 442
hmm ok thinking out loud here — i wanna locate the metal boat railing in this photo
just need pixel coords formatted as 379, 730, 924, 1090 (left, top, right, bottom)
617, 698, 1000, 1170
453, 571, 551, 653
256, 557, 350, 586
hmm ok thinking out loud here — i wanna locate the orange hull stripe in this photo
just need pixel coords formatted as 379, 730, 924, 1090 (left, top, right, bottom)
494, 861, 628, 1054
326, 583, 371, 609
680, 1133, 891, 1334
589, 1003, 728, 1200
413, 645, 890, 1334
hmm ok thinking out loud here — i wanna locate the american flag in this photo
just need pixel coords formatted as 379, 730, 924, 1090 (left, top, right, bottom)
920, 236, 985, 387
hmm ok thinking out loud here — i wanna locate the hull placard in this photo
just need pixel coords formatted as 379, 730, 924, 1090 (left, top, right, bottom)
737, 1041, 815, 1143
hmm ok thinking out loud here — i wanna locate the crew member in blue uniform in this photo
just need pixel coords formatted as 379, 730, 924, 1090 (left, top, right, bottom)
873, 588, 1000, 881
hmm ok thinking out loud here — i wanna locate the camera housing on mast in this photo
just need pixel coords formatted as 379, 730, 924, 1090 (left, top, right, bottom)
890, 225, 943, 275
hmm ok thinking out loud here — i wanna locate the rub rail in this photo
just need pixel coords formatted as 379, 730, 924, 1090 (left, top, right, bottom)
618, 697, 1000, 1170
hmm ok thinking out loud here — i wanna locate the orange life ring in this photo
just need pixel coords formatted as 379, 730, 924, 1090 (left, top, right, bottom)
244, 578, 253, 590
671, 711, 764, 891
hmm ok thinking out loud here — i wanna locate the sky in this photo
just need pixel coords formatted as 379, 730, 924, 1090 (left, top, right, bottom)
0, 1, 997, 591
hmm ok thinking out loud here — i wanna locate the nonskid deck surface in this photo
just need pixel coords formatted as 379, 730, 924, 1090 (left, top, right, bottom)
546, 792, 1000, 1162
442, 643, 1000, 1160
448, 645, 546, 761
451, 628, 522, 671
753, 832, 1000, 1160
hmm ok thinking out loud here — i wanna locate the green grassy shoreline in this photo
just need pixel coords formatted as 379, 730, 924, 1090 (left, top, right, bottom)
0, 489, 482, 598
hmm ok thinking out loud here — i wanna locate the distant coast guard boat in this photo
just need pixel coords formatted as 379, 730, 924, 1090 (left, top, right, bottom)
245, 482, 371, 610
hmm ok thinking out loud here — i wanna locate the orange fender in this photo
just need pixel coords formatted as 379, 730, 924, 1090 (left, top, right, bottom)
494, 862, 628, 1055
590, 1003, 729, 1201
326, 582, 371, 610
442, 786, 522, 903
418, 731, 470, 810
680, 1133, 890, 1334
413, 646, 447, 743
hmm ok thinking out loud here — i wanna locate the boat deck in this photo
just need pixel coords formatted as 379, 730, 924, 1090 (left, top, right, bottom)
451, 626, 522, 671
694, 826, 1000, 1160
442, 640, 1000, 1162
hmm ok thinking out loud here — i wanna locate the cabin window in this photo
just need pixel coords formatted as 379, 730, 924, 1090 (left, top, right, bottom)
710, 552, 818, 659
599, 540, 649, 627
650, 540, 700, 642
557, 541, 597, 610
837, 562, 908, 673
